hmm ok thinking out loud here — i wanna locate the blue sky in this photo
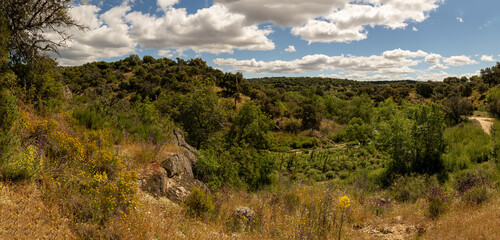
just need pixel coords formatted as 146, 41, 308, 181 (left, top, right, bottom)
56, 0, 500, 81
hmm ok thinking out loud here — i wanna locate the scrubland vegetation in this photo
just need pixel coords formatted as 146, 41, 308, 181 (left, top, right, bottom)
1, 2, 500, 239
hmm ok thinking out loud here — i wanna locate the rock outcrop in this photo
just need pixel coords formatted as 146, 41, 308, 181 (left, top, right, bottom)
137, 128, 208, 203
62, 85, 73, 100
231, 206, 257, 232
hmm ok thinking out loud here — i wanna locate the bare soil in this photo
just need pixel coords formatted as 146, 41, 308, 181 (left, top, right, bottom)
469, 116, 494, 134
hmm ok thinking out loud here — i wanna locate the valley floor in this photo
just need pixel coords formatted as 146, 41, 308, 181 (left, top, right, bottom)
2, 181, 499, 240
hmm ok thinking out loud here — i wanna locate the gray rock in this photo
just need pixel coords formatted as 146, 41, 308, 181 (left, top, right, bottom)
62, 86, 73, 100
166, 175, 209, 203
172, 128, 197, 164
234, 206, 256, 221
138, 127, 209, 203
137, 163, 169, 197
160, 153, 193, 178
231, 206, 257, 232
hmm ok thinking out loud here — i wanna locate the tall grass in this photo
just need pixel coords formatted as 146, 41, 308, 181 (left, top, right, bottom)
442, 122, 491, 172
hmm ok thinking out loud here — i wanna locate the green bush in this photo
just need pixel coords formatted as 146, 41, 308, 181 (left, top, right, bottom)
281, 117, 302, 134
73, 107, 106, 130
461, 185, 491, 205
390, 174, 429, 203
0, 91, 17, 132
443, 123, 490, 172
341, 117, 373, 144
307, 168, 326, 182
184, 187, 213, 218
194, 151, 225, 190
426, 186, 448, 219
453, 167, 495, 194
195, 146, 277, 191
325, 171, 336, 179
2, 145, 39, 181
0, 91, 18, 165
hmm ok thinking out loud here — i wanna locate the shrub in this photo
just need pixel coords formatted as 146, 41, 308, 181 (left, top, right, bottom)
307, 168, 326, 182
454, 170, 489, 194
426, 186, 449, 219
2, 145, 39, 181
0, 91, 18, 169
21, 115, 138, 230
184, 187, 213, 218
453, 168, 495, 205
443, 123, 490, 172
73, 107, 106, 130
453, 165, 497, 191
390, 174, 429, 203
0, 91, 17, 132
461, 185, 491, 205
325, 171, 336, 179
342, 117, 373, 144
281, 117, 302, 134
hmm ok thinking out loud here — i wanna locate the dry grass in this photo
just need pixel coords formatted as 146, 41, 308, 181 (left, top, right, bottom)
0, 181, 76, 239
422, 197, 500, 240
117, 142, 182, 169
1, 178, 499, 239
319, 118, 343, 137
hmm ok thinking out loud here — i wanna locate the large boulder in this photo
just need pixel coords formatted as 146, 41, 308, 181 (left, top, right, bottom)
138, 128, 208, 203
137, 163, 169, 197
166, 175, 209, 203
160, 153, 193, 178
172, 129, 197, 164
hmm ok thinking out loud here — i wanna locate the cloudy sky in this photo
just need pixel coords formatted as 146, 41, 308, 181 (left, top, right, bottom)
55, 0, 500, 81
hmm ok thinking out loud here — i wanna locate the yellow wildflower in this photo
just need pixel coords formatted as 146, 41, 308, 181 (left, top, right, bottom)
338, 196, 351, 209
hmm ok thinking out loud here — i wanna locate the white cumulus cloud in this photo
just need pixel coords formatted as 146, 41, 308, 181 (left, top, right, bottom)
126, 4, 275, 54
481, 55, 496, 62
214, 0, 346, 26
214, 49, 425, 75
443, 55, 478, 66
157, 0, 179, 10
52, 2, 276, 65
284, 45, 296, 52
50, 4, 137, 66
291, 0, 442, 43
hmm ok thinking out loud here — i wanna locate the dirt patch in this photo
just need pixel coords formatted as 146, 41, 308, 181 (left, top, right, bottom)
358, 222, 425, 240
470, 116, 494, 134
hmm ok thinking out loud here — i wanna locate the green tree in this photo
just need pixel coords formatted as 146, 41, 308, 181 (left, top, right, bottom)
13, 56, 63, 109
411, 103, 446, 175
480, 63, 500, 87
226, 101, 274, 149
442, 96, 473, 124
178, 87, 223, 149
220, 72, 243, 95
486, 87, 500, 117
301, 101, 322, 130
378, 103, 446, 178
0, 91, 18, 161
377, 114, 414, 176
343, 117, 373, 144
0, 0, 84, 64
416, 82, 434, 98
